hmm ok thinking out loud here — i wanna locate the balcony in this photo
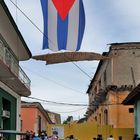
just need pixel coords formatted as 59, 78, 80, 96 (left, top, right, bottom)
0, 38, 31, 96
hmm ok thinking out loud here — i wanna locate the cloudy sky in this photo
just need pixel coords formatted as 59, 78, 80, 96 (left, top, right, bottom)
4, 0, 140, 121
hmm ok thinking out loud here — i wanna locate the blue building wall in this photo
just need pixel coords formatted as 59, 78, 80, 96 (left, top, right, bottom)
134, 100, 140, 136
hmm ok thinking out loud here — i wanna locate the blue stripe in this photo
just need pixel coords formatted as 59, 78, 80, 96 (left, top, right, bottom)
57, 14, 69, 50
76, 0, 85, 51
40, 0, 48, 49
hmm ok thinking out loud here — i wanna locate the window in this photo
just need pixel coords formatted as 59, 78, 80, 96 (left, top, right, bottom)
38, 115, 41, 134
129, 108, 134, 113
99, 113, 101, 125
104, 110, 108, 125
104, 70, 107, 87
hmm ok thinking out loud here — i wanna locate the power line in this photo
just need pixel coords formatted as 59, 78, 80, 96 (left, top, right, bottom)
25, 96, 88, 106
22, 66, 87, 95
8, 0, 93, 80
54, 107, 87, 113
24, 96, 122, 107
9, 0, 56, 48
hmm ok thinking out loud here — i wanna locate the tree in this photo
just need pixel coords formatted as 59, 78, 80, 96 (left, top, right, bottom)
63, 116, 73, 124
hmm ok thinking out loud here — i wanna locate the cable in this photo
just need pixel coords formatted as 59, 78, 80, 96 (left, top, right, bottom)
54, 107, 87, 113
22, 66, 87, 95
23, 96, 122, 107
25, 96, 88, 106
9, 0, 56, 48
8, 0, 93, 80
61, 51, 93, 79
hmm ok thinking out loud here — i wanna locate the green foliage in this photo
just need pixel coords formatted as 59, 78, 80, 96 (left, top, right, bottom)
63, 116, 73, 124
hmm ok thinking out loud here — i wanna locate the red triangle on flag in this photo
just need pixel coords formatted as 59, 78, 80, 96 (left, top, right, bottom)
52, 0, 76, 20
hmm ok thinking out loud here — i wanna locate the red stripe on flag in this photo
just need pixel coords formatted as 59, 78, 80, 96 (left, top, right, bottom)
52, 0, 76, 20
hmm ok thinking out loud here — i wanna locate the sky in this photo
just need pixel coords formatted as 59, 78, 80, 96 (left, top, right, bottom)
4, 0, 140, 121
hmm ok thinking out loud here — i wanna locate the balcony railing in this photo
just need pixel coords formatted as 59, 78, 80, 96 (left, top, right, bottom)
0, 38, 31, 90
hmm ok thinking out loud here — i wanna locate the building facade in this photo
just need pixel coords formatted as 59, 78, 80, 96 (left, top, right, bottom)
47, 111, 61, 124
0, 1, 31, 139
86, 43, 140, 128
21, 102, 52, 134
123, 84, 140, 136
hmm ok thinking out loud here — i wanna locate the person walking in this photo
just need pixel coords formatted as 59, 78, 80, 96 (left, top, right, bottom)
97, 134, 103, 140
40, 132, 46, 140
107, 135, 115, 140
48, 131, 58, 140
69, 135, 75, 140
118, 136, 122, 140
133, 134, 140, 140
33, 133, 40, 140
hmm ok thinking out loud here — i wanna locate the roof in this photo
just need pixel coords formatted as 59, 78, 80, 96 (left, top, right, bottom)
109, 42, 140, 46
77, 117, 87, 123
21, 101, 53, 124
0, 0, 32, 59
122, 83, 140, 105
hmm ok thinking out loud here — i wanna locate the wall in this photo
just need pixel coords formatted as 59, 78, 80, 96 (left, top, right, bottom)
47, 123, 134, 140
0, 81, 20, 130
0, 87, 17, 140
0, 5, 29, 60
135, 100, 140, 135
21, 108, 37, 132
87, 90, 134, 128
21, 107, 49, 133
37, 109, 49, 131
108, 91, 134, 128
110, 46, 140, 86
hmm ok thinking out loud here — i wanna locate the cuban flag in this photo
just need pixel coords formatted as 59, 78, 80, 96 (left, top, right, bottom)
40, 0, 85, 51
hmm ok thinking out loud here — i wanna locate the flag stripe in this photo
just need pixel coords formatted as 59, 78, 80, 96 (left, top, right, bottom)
76, 0, 85, 51
66, 0, 79, 51
40, 0, 48, 49
40, 0, 85, 51
57, 14, 69, 50
48, 0, 58, 51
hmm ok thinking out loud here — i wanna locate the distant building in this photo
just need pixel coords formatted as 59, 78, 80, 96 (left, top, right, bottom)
0, 1, 31, 139
21, 101, 52, 134
47, 111, 61, 124
123, 83, 140, 136
86, 43, 140, 128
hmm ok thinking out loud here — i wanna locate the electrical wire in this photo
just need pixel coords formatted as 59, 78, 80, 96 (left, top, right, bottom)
54, 107, 87, 113
24, 96, 122, 107
22, 66, 87, 95
25, 96, 88, 106
8, 0, 93, 80
9, 0, 56, 48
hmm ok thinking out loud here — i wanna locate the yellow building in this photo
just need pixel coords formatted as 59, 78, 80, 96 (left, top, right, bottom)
86, 43, 140, 128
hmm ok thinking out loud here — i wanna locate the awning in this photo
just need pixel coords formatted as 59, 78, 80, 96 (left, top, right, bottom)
32, 52, 109, 65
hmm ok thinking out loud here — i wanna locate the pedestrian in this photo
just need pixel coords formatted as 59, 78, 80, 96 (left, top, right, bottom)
118, 136, 122, 140
107, 135, 115, 140
69, 135, 75, 140
97, 134, 102, 140
48, 131, 58, 140
33, 133, 40, 140
40, 132, 46, 140
0, 133, 2, 140
133, 134, 140, 140
25, 131, 30, 140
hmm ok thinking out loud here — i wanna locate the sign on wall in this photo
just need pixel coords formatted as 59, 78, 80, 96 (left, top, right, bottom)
51, 126, 64, 139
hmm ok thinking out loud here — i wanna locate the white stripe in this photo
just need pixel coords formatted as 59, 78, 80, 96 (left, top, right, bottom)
48, 0, 58, 51
66, 0, 79, 51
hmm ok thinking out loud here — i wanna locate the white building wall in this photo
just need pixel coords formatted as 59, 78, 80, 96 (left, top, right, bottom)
110, 47, 140, 86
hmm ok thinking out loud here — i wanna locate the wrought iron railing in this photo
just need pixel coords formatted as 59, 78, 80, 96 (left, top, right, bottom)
0, 38, 31, 90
